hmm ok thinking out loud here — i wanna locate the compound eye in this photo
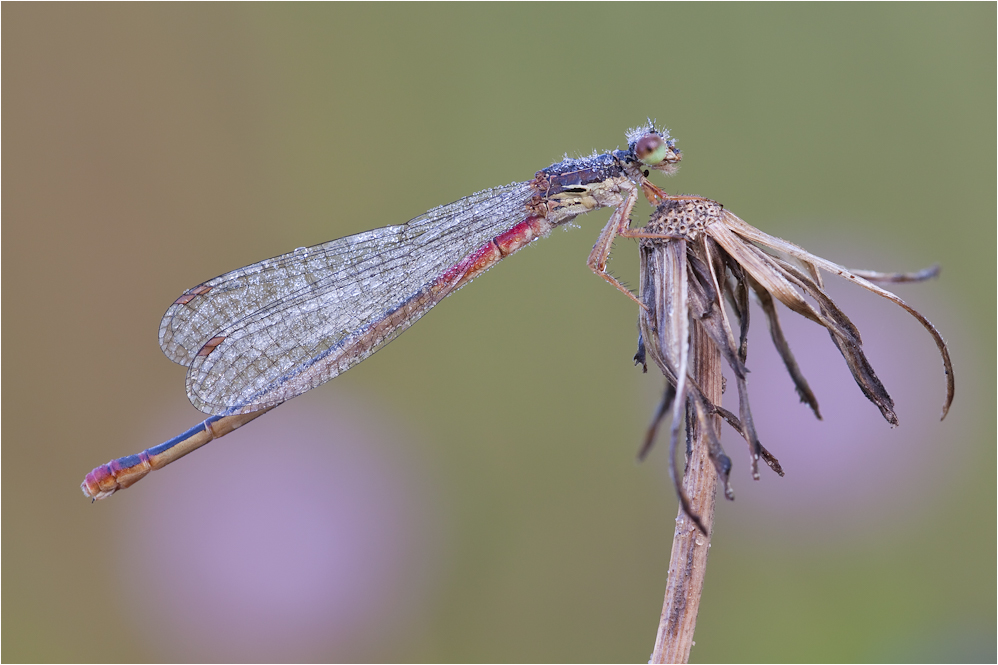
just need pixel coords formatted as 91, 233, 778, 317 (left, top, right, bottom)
635, 134, 669, 165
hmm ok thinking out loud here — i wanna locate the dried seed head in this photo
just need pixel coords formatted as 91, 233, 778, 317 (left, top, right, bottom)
635, 192, 954, 531
644, 199, 723, 241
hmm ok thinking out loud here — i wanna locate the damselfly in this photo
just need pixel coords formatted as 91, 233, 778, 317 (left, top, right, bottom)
82, 123, 686, 499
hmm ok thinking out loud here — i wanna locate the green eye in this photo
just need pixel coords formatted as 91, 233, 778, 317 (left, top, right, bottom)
635, 135, 669, 165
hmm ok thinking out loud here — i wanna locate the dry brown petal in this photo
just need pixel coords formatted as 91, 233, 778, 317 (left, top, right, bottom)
769, 256, 898, 424
747, 275, 822, 419
721, 210, 953, 418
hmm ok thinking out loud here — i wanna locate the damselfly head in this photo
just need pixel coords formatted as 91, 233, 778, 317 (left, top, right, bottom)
630, 131, 682, 175
635, 133, 681, 163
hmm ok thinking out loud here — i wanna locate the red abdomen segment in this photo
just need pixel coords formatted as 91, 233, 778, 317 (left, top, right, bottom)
439, 216, 552, 290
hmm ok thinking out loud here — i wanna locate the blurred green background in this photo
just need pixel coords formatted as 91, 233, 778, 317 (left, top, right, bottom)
3, 4, 994, 662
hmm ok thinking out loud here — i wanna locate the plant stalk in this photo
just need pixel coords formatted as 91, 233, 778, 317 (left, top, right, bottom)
650, 320, 721, 663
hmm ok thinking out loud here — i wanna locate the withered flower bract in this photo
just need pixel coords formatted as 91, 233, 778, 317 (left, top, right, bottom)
633, 196, 954, 532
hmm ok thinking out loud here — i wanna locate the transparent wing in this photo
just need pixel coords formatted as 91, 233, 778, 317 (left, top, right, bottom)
158, 181, 538, 415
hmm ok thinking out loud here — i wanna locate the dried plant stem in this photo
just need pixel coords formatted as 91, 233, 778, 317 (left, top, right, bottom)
651, 320, 722, 664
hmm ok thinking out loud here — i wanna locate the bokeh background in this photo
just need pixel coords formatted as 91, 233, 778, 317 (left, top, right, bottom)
3, 4, 994, 662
